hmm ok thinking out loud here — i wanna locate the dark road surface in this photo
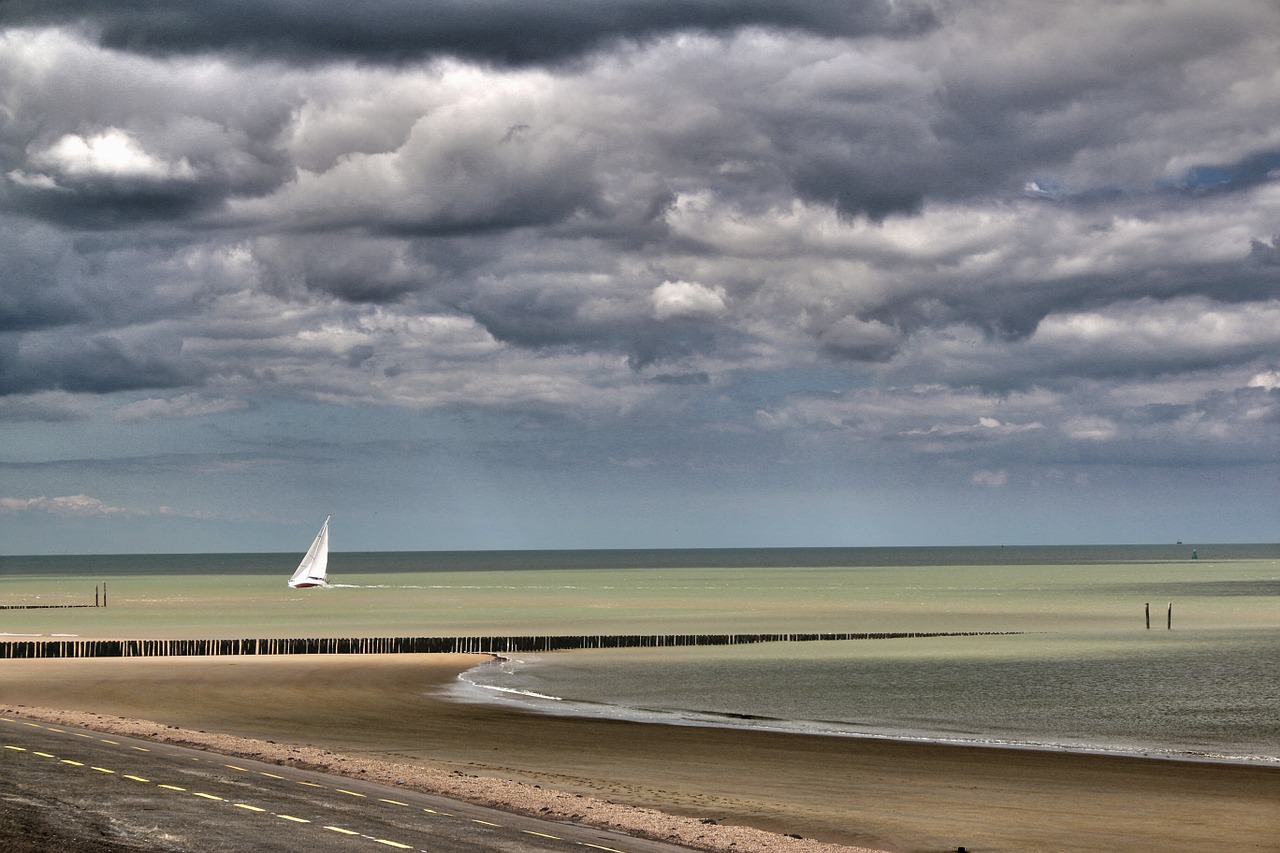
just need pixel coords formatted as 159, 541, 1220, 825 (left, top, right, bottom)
0, 714, 695, 853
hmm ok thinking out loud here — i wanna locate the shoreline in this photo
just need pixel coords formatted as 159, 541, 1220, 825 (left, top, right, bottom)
453, 650, 1280, 768
1, 654, 1277, 852
459, 655, 1279, 768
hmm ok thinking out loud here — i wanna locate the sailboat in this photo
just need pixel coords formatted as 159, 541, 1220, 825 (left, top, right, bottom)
288, 516, 331, 588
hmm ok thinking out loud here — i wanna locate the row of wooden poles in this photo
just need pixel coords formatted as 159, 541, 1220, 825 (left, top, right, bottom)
0, 631, 1017, 659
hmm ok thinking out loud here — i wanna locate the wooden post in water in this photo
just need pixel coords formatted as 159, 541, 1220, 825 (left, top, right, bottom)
103, 582, 107, 607
1167, 602, 1172, 630
1145, 602, 1150, 629
95, 586, 99, 607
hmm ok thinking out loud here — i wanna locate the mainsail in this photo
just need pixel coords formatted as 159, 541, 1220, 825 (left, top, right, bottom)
288, 516, 330, 588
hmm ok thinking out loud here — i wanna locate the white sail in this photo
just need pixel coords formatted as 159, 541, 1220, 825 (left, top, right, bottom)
288, 516, 330, 588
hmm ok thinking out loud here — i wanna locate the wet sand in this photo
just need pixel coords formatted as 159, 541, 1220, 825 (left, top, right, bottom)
2, 654, 1277, 853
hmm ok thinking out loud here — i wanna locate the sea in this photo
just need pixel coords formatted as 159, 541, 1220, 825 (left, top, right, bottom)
2, 544, 1277, 764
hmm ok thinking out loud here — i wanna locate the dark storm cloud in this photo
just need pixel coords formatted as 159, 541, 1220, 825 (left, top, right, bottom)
452, 277, 734, 367
0, 35, 298, 230
0, 225, 90, 332
1250, 235, 1280, 267
6, 177, 218, 227
849, 240, 1280, 356
4, 129, 294, 225
0, 333, 201, 395
252, 237, 441, 304
0, 0, 937, 66
0, 0, 1276, 496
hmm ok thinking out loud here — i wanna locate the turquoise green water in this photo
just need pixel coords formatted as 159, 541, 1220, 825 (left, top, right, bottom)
2, 545, 1277, 761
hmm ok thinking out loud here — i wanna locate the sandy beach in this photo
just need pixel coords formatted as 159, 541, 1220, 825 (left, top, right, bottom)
2, 653, 1277, 853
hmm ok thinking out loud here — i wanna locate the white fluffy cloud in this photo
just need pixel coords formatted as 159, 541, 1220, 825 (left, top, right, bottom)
651, 280, 728, 320
29, 128, 195, 182
114, 393, 249, 422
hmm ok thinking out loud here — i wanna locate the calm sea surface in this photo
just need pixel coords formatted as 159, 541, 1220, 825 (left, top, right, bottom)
3, 544, 1277, 763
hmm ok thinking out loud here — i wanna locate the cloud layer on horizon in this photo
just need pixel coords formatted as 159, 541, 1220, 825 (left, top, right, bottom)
1, 0, 1277, 541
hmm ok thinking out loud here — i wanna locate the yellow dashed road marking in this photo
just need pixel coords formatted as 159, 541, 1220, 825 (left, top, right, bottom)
4, 737, 592, 852
73, 733, 92, 739
46, 727, 64, 733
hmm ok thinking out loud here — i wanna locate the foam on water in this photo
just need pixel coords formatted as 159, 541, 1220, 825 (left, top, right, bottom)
447, 648, 1280, 765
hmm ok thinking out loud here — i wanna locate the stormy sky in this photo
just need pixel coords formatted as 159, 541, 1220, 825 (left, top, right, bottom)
1, 0, 1277, 554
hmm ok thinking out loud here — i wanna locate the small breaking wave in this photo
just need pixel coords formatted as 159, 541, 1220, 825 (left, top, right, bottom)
465, 682, 564, 703
442, 656, 1280, 766
446, 656, 568, 707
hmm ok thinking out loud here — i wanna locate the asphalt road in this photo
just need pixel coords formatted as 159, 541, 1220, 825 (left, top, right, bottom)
0, 715, 694, 853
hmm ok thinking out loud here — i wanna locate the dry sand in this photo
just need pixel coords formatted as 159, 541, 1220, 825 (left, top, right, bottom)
1, 653, 1277, 853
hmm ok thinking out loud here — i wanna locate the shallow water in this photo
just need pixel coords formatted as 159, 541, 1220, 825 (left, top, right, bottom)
3, 545, 1277, 762
454, 629, 1278, 762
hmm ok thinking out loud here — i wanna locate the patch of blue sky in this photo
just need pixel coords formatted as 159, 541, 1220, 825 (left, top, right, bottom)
1177, 150, 1280, 190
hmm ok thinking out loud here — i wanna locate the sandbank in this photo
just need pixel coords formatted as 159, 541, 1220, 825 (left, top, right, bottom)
1, 653, 1276, 853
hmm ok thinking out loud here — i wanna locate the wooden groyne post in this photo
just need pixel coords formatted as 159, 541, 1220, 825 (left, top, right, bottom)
1, 583, 106, 610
